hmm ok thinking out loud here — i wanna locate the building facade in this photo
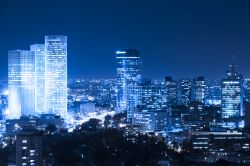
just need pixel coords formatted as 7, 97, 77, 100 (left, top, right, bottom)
45, 35, 67, 118
116, 49, 142, 113
178, 79, 192, 106
221, 63, 243, 128
165, 76, 177, 109
16, 129, 43, 166
30, 44, 46, 115
127, 80, 167, 124
8, 50, 35, 119
204, 80, 221, 106
191, 76, 205, 103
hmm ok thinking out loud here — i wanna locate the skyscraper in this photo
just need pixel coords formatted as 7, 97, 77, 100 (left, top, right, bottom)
116, 49, 142, 113
30, 44, 45, 115
243, 78, 250, 102
191, 76, 205, 103
139, 80, 167, 111
165, 76, 177, 109
204, 80, 221, 106
178, 79, 192, 106
221, 63, 243, 128
8, 50, 35, 119
45, 35, 67, 118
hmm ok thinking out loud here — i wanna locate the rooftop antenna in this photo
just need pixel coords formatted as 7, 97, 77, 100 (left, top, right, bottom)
232, 43, 235, 65
230, 42, 237, 72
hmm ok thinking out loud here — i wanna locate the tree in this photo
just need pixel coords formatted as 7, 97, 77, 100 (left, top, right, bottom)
80, 118, 101, 131
0, 147, 8, 165
45, 124, 57, 134
216, 159, 232, 166
113, 112, 126, 128
104, 115, 112, 129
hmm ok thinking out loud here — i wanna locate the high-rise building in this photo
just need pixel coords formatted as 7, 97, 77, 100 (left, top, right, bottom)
245, 101, 250, 129
139, 80, 167, 111
127, 80, 167, 124
178, 79, 192, 106
204, 80, 221, 106
116, 49, 142, 113
16, 128, 43, 166
165, 76, 177, 108
127, 84, 141, 124
243, 78, 250, 102
45, 35, 67, 118
30, 44, 45, 115
8, 36, 67, 119
191, 77, 205, 103
133, 110, 168, 133
221, 63, 243, 128
8, 50, 35, 119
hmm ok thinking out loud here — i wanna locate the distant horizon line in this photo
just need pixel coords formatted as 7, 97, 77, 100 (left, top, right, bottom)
1, 75, 250, 82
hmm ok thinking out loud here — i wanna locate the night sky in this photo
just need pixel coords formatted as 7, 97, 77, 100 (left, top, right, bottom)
0, 0, 250, 80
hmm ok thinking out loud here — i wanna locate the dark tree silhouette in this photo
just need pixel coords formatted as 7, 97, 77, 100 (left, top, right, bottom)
104, 115, 112, 129
45, 124, 57, 134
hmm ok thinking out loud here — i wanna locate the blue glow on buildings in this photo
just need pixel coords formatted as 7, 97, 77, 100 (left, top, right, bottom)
191, 77, 205, 103
30, 44, 45, 115
221, 63, 243, 128
205, 80, 221, 106
165, 77, 178, 108
221, 80, 242, 118
45, 35, 67, 118
178, 79, 192, 106
8, 36, 68, 119
8, 50, 35, 119
116, 49, 142, 113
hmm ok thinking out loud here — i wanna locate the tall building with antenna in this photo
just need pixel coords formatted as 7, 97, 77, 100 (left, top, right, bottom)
221, 58, 244, 128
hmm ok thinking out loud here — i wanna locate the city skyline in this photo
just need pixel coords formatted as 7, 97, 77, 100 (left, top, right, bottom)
1, 1, 250, 165
7, 35, 68, 119
1, 0, 250, 80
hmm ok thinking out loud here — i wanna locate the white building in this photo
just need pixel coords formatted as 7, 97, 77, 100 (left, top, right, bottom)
45, 35, 67, 118
8, 50, 35, 119
30, 44, 45, 115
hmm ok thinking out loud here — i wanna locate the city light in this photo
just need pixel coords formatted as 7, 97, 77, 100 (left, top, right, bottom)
0, 1, 250, 165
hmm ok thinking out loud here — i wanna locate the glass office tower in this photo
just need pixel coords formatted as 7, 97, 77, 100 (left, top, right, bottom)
8, 50, 35, 119
45, 36, 67, 118
204, 80, 221, 106
165, 76, 178, 109
116, 49, 142, 113
30, 44, 45, 115
191, 76, 205, 103
179, 79, 192, 106
221, 63, 243, 128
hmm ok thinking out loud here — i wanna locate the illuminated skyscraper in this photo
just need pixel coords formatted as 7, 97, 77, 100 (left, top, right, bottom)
205, 80, 221, 106
45, 36, 67, 118
191, 77, 205, 103
165, 76, 177, 108
116, 49, 142, 113
178, 79, 192, 106
8, 50, 35, 119
127, 80, 167, 124
243, 78, 250, 102
30, 44, 45, 115
140, 80, 167, 111
221, 63, 243, 128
